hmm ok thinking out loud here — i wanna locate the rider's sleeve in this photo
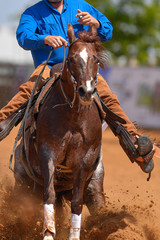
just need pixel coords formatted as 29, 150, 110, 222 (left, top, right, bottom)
91, 7, 113, 41
16, 9, 47, 50
81, 1, 113, 41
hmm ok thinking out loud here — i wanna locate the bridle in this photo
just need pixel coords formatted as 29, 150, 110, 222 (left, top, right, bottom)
59, 77, 77, 108
59, 39, 100, 108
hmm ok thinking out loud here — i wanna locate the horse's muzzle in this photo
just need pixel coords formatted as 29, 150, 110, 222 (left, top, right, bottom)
78, 85, 96, 105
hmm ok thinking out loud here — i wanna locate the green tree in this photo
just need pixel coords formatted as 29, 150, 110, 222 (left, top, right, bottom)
87, 0, 160, 65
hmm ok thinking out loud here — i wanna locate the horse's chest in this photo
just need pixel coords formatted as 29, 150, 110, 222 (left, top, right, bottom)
62, 128, 101, 169
68, 124, 101, 153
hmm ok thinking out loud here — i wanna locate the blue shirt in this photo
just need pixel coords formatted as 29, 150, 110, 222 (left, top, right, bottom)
16, 0, 113, 68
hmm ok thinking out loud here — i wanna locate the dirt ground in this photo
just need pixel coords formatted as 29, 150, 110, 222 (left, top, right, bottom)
0, 127, 160, 240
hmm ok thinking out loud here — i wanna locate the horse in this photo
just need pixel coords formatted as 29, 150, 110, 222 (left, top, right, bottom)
14, 24, 106, 240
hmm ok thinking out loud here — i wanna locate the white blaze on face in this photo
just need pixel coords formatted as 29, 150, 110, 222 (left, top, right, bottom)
86, 79, 93, 91
80, 47, 93, 93
80, 48, 88, 64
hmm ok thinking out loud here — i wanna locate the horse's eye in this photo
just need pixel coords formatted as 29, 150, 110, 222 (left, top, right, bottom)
93, 55, 99, 64
69, 57, 75, 64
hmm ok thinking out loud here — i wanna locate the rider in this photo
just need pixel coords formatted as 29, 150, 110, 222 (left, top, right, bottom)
0, 0, 155, 168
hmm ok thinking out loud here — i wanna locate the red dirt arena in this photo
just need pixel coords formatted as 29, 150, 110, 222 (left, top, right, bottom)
0, 127, 160, 240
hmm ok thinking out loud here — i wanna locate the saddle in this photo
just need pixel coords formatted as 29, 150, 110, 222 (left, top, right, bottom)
0, 63, 63, 142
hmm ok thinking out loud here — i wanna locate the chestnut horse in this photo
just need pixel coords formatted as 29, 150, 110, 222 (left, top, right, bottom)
14, 24, 106, 240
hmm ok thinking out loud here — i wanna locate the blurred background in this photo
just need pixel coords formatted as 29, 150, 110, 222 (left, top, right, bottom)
0, 0, 160, 128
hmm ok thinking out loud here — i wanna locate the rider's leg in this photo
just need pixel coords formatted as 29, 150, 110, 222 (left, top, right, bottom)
97, 74, 139, 136
0, 62, 50, 121
97, 74, 155, 173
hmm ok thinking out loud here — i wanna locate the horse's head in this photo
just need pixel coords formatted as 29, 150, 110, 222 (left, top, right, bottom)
64, 24, 105, 105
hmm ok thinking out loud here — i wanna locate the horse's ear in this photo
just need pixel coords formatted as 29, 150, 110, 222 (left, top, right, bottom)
88, 25, 97, 37
67, 24, 76, 44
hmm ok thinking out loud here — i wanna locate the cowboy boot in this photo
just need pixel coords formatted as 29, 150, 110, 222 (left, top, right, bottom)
0, 120, 8, 134
0, 117, 14, 141
0, 110, 24, 141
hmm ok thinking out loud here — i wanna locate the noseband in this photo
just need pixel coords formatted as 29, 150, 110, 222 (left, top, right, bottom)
59, 39, 100, 108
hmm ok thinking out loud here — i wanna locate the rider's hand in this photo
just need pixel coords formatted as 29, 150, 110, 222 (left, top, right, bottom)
76, 9, 100, 28
44, 35, 68, 49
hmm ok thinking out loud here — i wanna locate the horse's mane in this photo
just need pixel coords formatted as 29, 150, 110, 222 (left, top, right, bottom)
78, 30, 109, 69
78, 30, 103, 52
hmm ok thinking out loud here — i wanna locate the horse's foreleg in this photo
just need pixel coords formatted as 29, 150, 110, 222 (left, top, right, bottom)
43, 203, 55, 240
69, 170, 88, 240
39, 150, 56, 240
84, 155, 106, 215
69, 213, 82, 240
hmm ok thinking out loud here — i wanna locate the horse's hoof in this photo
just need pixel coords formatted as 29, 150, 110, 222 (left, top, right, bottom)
43, 236, 54, 240
69, 239, 80, 240
137, 136, 153, 155
43, 231, 54, 240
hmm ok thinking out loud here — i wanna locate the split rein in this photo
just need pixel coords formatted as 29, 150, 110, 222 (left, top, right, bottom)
8, 42, 78, 189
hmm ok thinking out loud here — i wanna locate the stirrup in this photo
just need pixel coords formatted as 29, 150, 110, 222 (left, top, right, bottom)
0, 111, 23, 141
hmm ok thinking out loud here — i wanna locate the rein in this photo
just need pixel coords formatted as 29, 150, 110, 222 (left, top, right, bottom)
9, 49, 53, 170
9, 43, 74, 190
59, 78, 77, 108
9, 47, 56, 189
58, 38, 79, 109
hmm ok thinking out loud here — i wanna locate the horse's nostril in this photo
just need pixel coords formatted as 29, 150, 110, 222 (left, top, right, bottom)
78, 87, 86, 97
78, 85, 96, 100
